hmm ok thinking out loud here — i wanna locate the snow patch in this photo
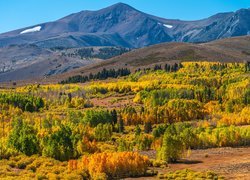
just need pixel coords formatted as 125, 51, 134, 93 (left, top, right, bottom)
163, 24, 173, 29
158, 22, 173, 29
20, 26, 42, 34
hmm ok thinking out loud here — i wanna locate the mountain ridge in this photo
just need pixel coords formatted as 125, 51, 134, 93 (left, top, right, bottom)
1, 3, 250, 48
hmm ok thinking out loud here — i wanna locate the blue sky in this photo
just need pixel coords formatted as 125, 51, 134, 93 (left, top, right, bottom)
0, 0, 250, 33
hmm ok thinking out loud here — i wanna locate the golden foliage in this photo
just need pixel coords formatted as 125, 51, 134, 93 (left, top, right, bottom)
76, 152, 149, 179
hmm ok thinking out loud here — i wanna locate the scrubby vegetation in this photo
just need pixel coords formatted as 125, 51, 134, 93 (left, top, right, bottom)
0, 61, 249, 179
158, 169, 223, 179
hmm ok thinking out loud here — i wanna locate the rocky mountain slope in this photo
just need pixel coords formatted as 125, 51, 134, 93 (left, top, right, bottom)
0, 45, 129, 82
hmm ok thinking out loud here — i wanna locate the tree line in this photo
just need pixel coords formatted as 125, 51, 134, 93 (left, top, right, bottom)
60, 68, 131, 84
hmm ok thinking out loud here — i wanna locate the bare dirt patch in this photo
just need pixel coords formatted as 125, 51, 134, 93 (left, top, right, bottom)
167, 147, 250, 179
130, 147, 250, 179
91, 94, 136, 109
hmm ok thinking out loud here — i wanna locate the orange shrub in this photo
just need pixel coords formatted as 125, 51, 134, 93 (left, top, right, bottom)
76, 152, 149, 179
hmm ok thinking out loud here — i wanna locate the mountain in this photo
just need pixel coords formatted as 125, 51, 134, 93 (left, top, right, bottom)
0, 3, 250, 84
0, 3, 250, 48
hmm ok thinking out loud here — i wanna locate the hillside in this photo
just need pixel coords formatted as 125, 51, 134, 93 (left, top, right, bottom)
0, 45, 103, 83
0, 36, 249, 84
0, 46, 130, 83
49, 36, 250, 83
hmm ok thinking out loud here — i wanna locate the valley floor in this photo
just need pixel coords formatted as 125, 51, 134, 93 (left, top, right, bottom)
1, 62, 249, 179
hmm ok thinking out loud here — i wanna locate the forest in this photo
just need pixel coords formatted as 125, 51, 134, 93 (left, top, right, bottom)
0, 61, 249, 179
